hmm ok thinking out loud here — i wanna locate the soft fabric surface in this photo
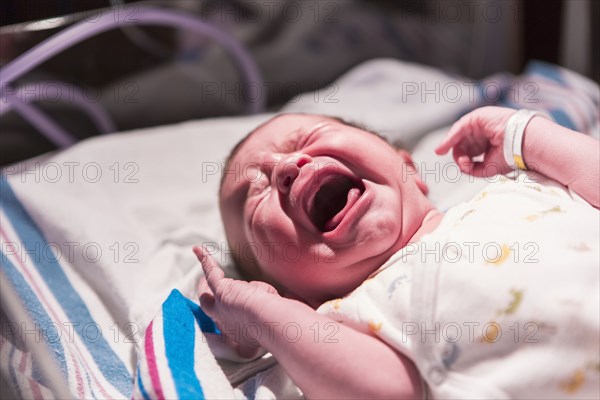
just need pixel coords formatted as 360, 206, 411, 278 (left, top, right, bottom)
1, 59, 598, 399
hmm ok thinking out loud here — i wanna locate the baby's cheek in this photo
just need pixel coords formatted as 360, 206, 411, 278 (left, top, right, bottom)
250, 234, 296, 272
355, 211, 402, 250
251, 217, 281, 246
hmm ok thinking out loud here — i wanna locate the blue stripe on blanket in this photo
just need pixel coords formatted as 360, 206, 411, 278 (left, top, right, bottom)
525, 61, 566, 85
185, 296, 220, 335
136, 365, 151, 400
0, 178, 132, 396
162, 290, 205, 399
8, 340, 23, 399
31, 357, 44, 384
0, 254, 67, 381
548, 108, 576, 131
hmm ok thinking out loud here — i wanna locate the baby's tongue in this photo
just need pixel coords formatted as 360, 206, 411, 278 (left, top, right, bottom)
324, 188, 361, 231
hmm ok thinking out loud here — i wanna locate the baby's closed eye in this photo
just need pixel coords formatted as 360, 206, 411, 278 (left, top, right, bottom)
247, 172, 271, 198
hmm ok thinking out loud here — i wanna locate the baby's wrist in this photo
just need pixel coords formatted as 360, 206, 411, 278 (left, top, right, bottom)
245, 292, 288, 325
521, 115, 555, 172
248, 296, 309, 346
504, 110, 550, 171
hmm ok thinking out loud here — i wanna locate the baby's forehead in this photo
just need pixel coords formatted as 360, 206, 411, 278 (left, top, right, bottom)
251, 113, 337, 142
234, 114, 338, 159
220, 114, 337, 192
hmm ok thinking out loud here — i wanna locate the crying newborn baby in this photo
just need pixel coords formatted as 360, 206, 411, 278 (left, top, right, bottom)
197, 108, 599, 399
218, 113, 435, 306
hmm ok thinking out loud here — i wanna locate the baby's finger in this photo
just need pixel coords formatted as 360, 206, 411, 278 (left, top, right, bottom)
452, 146, 473, 174
199, 292, 216, 313
469, 162, 490, 179
193, 246, 225, 290
435, 122, 469, 155
237, 342, 262, 359
197, 277, 212, 296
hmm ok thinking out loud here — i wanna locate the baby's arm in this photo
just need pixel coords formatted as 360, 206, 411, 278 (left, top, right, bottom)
522, 116, 599, 207
435, 106, 600, 207
252, 295, 422, 399
194, 247, 422, 399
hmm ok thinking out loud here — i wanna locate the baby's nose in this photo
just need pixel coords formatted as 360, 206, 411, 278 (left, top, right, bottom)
274, 154, 311, 195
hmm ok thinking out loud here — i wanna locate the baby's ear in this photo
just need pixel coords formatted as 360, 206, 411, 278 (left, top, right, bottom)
397, 149, 429, 195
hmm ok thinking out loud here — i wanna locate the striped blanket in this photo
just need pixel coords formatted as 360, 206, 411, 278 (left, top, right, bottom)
1, 60, 598, 399
1, 179, 132, 398
1, 178, 298, 399
478, 60, 599, 136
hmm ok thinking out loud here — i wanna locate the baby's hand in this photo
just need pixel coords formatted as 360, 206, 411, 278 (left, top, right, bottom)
193, 246, 280, 359
435, 106, 516, 177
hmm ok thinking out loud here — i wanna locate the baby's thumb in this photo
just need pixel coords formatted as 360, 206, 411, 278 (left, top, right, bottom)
237, 342, 263, 360
457, 155, 472, 174
199, 291, 216, 314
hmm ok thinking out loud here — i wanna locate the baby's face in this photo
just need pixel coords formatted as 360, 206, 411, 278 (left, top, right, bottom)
220, 114, 431, 305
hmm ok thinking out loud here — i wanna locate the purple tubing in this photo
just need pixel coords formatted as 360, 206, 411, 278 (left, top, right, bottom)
0, 6, 265, 147
1, 82, 117, 141
3, 93, 76, 147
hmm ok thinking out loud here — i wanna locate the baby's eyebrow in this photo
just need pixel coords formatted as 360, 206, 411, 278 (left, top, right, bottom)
276, 121, 334, 155
219, 117, 337, 194
278, 128, 303, 152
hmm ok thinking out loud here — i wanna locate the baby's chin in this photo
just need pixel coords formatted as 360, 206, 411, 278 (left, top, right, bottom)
285, 258, 384, 307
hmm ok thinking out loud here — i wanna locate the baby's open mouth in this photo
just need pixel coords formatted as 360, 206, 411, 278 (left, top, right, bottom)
310, 175, 365, 232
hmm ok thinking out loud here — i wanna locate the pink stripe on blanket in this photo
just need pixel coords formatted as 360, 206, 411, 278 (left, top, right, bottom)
22, 351, 44, 400
0, 229, 85, 398
28, 377, 44, 400
18, 350, 27, 374
145, 321, 165, 400
0, 227, 114, 399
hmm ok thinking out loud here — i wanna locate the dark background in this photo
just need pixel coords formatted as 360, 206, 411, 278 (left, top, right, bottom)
1, 0, 598, 166
3, 0, 596, 77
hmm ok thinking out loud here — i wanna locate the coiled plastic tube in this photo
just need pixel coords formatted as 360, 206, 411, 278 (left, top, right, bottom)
0, 6, 264, 147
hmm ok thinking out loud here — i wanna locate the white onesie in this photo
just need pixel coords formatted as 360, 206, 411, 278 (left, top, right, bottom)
317, 172, 600, 399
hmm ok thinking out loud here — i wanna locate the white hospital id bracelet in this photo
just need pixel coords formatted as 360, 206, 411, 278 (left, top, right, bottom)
503, 109, 550, 170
